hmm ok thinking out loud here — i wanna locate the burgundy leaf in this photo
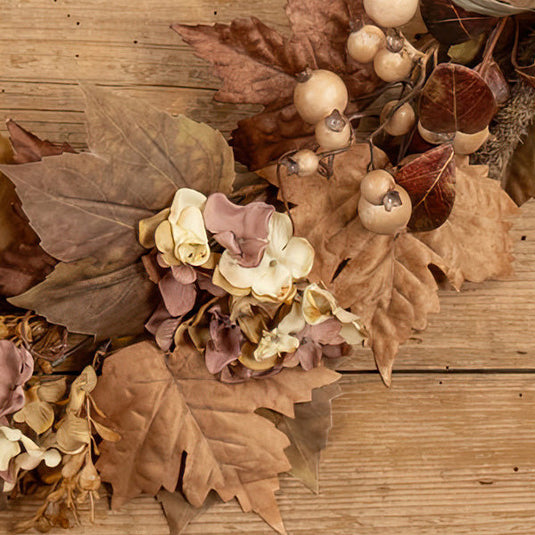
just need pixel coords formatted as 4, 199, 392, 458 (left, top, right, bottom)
420, 0, 498, 45
475, 58, 510, 104
204, 193, 274, 267
419, 63, 498, 134
396, 144, 456, 232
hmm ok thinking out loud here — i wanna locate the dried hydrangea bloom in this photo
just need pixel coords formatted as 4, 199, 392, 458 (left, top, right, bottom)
0, 425, 61, 492
150, 188, 210, 267
203, 193, 274, 268
0, 340, 34, 419
217, 212, 314, 301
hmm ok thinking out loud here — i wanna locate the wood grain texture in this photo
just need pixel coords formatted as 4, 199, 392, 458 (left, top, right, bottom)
3, 374, 535, 534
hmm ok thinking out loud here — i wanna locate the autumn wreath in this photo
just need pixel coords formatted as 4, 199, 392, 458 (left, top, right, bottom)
0, 0, 533, 533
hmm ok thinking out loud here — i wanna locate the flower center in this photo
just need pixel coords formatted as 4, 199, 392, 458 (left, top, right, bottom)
269, 259, 278, 267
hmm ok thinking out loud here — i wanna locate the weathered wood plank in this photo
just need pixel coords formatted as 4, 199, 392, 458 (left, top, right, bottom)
3, 374, 535, 534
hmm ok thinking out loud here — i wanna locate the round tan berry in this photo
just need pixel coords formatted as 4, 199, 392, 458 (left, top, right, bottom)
293, 69, 349, 124
373, 49, 413, 82
315, 110, 351, 150
417, 121, 455, 145
347, 25, 386, 64
380, 100, 416, 136
287, 149, 320, 177
453, 127, 489, 155
363, 0, 419, 28
360, 169, 396, 205
358, 184, 412, 235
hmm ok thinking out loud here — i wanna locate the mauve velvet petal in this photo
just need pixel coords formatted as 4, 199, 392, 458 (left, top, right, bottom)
171, 264, 197, 285
155, 317, 182, 352
158, 272, 197, 317
205, 308, 242, 374
196, 272, 227, 297
204, 193, 273, 268
305, 319, 344, 345
219, 364, 253, 383
294, 342, 322, 371
145, 303, 173, 336
0, 341, 34, 419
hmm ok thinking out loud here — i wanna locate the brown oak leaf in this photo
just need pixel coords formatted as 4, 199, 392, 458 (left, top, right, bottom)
260, 144, 517, 384
1, 86, 235, 337
172, 0, 381, 169
93, 341, 339, 534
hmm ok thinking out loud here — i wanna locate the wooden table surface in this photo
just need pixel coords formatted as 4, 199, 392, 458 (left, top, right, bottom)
1, 1, 535, 533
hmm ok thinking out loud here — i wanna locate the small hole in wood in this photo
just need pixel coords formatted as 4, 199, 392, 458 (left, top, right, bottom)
445, 365, 449, 370
76, 21, 80, 25
75, 54, 79, 58
514, 466, 519, 472
519, 393, 523, 398
67, 13, 70, 17
439, 381, 443, 385
214, 10, 218, 15
133, 40, 138, 44
521, 235, 527, 241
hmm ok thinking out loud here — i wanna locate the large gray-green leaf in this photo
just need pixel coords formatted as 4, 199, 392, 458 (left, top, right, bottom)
453, 0, 533, 15
9, 259, 158, 339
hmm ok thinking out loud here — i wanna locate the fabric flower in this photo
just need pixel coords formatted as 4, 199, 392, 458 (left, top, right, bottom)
203, 193, 274, 268
204, 307, 243, 374
302, 283, 367, 345
0, 425, 61, 492
0, 340, 34, 419
217, 212, 314, 301
253, 329, 300, 361
150, 188, 210, 266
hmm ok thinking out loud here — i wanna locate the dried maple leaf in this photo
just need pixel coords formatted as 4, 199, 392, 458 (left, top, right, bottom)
1, 86, 235, 338
93, 341, 339, 534
0, 122, 73, 297
260, 144, 517, 384
172, 0, 381, 169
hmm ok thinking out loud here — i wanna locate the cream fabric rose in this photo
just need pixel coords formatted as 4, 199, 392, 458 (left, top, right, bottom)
153, 188, 210, 267
302, 283, 367, 345
217, 212, 314, 301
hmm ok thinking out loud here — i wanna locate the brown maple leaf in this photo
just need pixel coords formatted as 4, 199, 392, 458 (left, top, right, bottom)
93, 341, 339, 534
172, 0, 381, 170
0, 121, 73, 298
260, 144, 517, 384
1, 86, 235, 337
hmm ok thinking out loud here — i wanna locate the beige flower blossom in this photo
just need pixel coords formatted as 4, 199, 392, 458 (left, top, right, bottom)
217, 212, 314, 302
253, 328, 300, 362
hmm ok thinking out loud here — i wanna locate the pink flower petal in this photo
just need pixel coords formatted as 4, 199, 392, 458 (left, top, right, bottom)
171, 264, 197, 285
205, 307, 242, 374
204, 193, 274, 268
0, 341, 34, 419
158, 272, 197, 317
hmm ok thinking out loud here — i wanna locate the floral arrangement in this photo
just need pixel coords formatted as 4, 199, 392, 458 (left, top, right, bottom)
0, 0, 533, 533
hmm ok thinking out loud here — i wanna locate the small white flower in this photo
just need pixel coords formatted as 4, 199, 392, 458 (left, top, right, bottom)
154, 188, 210, 266
302, 283, 367, 345
254, 329, 300, 362
218, 212, 314, 301
0, 425, 61, 492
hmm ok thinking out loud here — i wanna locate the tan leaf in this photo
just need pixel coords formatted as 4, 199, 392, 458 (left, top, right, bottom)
260, 145, 517, 384
157, 490, 219, 535
13, 401, 55, 435
504, 122, 535, 205
56, 413, 91, 454
37, 377, 67, 404
93, 341, 339, 534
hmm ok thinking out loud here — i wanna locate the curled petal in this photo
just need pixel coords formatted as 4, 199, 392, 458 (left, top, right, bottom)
172, 206, 210, 266
171, 264, 197, 285
293, 342, 322, 371
169, 188, 207, 222
218, 251, 258, 289
159, 272, 197, 317
0, 432, 21, 471
0, 341, 34, 419
204, 193, 274, 268
267, 212, 293, 255
205, 308, 243, 374
254, 330, 299, 361
138, 208, 170, 248
278, 302, 306, 335
251, 259, 293, 300
155, 221, 180, 266
282, 237, 314, 280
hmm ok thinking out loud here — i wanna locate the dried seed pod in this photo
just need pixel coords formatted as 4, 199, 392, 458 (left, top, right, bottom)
363, 0, 419, 28
373, 49, 413, 82
360, 169, 396, 205
359, 185, 412, 234
380, 100, 416, 136
286, 150, 320, 177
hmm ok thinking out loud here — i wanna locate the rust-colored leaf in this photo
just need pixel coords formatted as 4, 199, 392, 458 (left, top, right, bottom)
419, 63, 498, 134
93, 341, 339, 534
421, 0, 498, 45
173, 0, 381, 169
396, 144, 456, 232
260, 144, 517, 384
